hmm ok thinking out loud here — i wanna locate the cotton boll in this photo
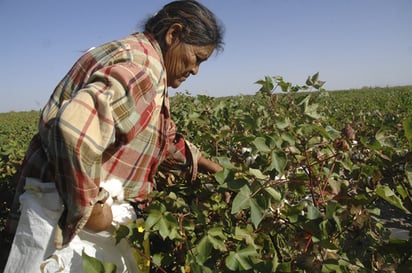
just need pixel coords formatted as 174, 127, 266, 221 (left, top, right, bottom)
245, 156, 254, 166
274, 175, 286, 180
111, 203, 137, 225
245, 154, 258, 166
105, 195, 114, 207
241, 147, 259, 166
100, 179, 125, 204
241, 147, 252, 154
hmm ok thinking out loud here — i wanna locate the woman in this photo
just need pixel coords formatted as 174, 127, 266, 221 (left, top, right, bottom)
4, 1, 224, 272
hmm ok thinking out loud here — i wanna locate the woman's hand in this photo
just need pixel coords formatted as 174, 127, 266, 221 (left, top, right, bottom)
85, 202, 113, 232
198, 156, 231, 203
198, 156, 223, 174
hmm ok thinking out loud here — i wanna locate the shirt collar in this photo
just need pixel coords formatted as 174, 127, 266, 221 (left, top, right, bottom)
142, 31, 164, 65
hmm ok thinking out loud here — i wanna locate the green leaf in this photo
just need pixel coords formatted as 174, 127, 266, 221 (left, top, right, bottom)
325, 200, 337, 220
82, 250, 117, 273
144, 202, 165, 229
214, 168, 233, 185
268, 150, 287, 174
250, 198, 265, 228
276, 262, 292, 272
313, 81, 325, 89
396, 184, 408, 199
306, 75, 314, 86
406, 163, 412, 187
312, 125, 342, 140
375, 128, 396, 148
281, 132, 295, 146
188, 112, 201, 120
304, 102, 321, 119
225, 246, 257, 271
157, 213, 170, 239
275, 117, 291, 130
278, 81, 291, 92
231, 185, 265, 227
249, 168, 267, 179
322, 261, 342, 272
217, 156, 236, 169
196, 235, 213, 264
234, 225, 258, 247
376, 185, 410, 213
231, 186, 252, 214
307, 204, 322, 220
264, 187, 282, 202
311, 72, 319, 83
207, 227, 228, 251
114, 224, 130, 244
253, 137, 271, 153
255, 76, 274, 93
306, 72, 325, 90
403, 116, 412, 149
227, 177, 248, 191
144, 203, 179, 240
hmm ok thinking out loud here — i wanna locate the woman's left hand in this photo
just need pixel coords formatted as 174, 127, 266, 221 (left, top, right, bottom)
85, 202, 113, 232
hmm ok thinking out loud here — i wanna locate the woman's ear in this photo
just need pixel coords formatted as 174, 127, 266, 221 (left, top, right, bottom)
165, 23, 183, 48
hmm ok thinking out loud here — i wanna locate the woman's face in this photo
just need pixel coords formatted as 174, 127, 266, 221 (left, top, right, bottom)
163, 24, 215, 88
164, 42, 215, 88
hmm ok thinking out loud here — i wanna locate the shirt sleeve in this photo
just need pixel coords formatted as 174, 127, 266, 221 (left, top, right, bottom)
49, 62, 156, 248
159, 120, 201, 182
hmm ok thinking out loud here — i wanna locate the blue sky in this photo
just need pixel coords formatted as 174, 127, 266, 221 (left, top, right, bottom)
1, 0, 411, 113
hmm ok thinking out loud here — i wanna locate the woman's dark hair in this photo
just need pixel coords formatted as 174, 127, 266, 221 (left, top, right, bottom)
144, 0, 224, 53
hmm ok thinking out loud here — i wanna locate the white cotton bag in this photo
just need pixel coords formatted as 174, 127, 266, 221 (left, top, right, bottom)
4, 178, 140, 273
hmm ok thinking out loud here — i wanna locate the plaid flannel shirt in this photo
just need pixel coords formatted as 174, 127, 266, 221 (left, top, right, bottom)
13, 32, 200, 248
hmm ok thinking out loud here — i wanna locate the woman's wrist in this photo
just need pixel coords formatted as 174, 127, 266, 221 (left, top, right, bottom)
198, 156, 223, 173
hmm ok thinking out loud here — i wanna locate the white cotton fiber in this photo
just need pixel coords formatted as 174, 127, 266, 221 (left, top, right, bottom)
100, 179, 125, 206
